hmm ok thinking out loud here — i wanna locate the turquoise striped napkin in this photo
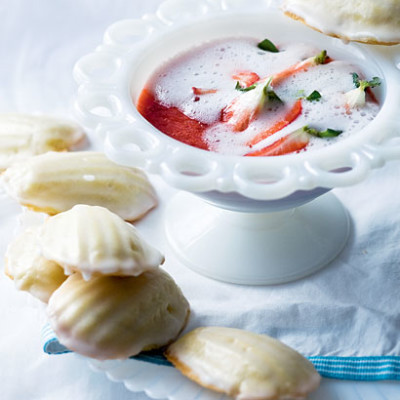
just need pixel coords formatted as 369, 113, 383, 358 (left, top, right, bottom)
42, 323, 400, 380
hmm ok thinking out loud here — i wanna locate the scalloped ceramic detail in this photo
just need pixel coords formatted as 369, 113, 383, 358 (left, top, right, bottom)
157, 0, 210, 24
104, 19, 155, 48
74, 0, 400, 202
73, 52, 122, 85
88, 358, 229, 400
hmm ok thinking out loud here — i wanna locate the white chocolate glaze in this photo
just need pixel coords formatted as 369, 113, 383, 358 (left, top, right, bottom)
47, 270, 190, 360
0, 113, 85, 170
5, 228, 67, 303
282, 0, 400, 45
38, 205, 164, 278
166, 327, 320, 400
2, 151, 158, 221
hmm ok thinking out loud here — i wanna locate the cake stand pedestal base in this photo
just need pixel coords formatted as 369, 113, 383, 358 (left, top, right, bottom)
165, 191, 350, 285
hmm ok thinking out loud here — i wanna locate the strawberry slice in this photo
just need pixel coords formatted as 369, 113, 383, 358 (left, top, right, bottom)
246, 126, 310, 157
366, 87, 379, 104
232, 71, 260, 88
221, 80, 269, 132
247, 99, 302, 147
220, 51, 327, 132
192, 87, 218, 95
220, 50, 327, 133
271, 50, 328, 86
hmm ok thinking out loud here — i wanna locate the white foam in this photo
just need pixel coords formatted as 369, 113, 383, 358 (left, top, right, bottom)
148, 38, 380, 155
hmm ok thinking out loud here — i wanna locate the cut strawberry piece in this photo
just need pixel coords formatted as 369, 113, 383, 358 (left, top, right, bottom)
221, 80, 269, 132
366, 87, 379, 104
247, 99, 302, 147
246, 127, 310, 157
192, 87, 218, 95
220, 51, 327, 132
271, 50, 328, 86
232, 71, 260, 88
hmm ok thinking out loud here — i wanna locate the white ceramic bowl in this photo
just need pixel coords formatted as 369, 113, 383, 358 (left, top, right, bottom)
74, 0, 400, 284
74, 0, 400, 207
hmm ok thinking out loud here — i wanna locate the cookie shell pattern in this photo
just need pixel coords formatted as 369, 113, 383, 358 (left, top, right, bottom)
2, 151, 158, 221
38, 204, 164, 279
165, 326, 321, 400
47, 270, 190, 360
0, 113, 85, 170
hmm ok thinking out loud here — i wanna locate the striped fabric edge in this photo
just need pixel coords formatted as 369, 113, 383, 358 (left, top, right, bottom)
309, 356, 400, 380
42, 323, 71, 355
41, 324, 400, 379
41, 323, 173, 365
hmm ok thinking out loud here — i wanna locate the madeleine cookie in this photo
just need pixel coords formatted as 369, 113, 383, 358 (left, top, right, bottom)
5, 228, 67, 303
47, 270, 190, 360
0, 113, 85, 170
38, 205, 164, 279
2, 151, 157, 221
165, 327, 320, 400
282, 0, 400, 45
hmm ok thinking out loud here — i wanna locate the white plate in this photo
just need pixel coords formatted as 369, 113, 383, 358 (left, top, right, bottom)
88, 357, 400, 400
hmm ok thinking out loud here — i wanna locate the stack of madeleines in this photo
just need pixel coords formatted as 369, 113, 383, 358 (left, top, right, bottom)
1, 113, 320, 399
5, 205, 190, 360
2, 113, 190, 359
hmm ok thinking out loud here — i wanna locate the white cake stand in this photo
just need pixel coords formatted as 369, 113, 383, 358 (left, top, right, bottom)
74, 0, 400, 285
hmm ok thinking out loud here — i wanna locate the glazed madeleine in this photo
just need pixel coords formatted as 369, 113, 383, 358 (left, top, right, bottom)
0, 113, 85, 170
5, 228, 67, 303
282, 0, 400, 45
2, 151, 157, 221
47, 270, 190, 360
38, 204, 164, 278
165, 327, 320, 400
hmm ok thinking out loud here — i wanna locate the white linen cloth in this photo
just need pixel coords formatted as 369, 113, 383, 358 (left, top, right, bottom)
40, 169, 400, 380
1, 0, 400, 399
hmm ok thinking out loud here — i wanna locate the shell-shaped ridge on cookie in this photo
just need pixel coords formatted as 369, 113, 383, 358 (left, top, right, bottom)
2, 151, 158, 221
0, 113, 86, 170
47, 270, 190, 360
165, 326, 321, 400
38, 204, 164, 278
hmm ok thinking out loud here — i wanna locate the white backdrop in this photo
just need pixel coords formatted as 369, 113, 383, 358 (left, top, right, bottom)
1, 1, 161, 399
1, 1, 400, 400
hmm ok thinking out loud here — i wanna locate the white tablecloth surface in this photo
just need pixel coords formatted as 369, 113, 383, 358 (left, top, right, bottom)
1, 1, 400, 399
1, 1, 162, 399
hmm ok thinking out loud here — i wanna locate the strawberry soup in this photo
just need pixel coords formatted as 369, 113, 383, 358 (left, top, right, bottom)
137, 38, 381, 157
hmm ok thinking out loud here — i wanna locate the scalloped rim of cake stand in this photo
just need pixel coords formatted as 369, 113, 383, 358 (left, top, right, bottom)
73, 0, 400, 201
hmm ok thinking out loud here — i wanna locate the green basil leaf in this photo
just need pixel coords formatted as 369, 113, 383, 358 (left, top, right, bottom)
306, 90, 321, 102
263, 87, 283, 103
235, 82, 257, 92
304, 126, 343, 138
257, 38, 279, 53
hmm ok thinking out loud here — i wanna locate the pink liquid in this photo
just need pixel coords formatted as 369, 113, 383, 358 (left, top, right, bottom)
137, 38, 380, 156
